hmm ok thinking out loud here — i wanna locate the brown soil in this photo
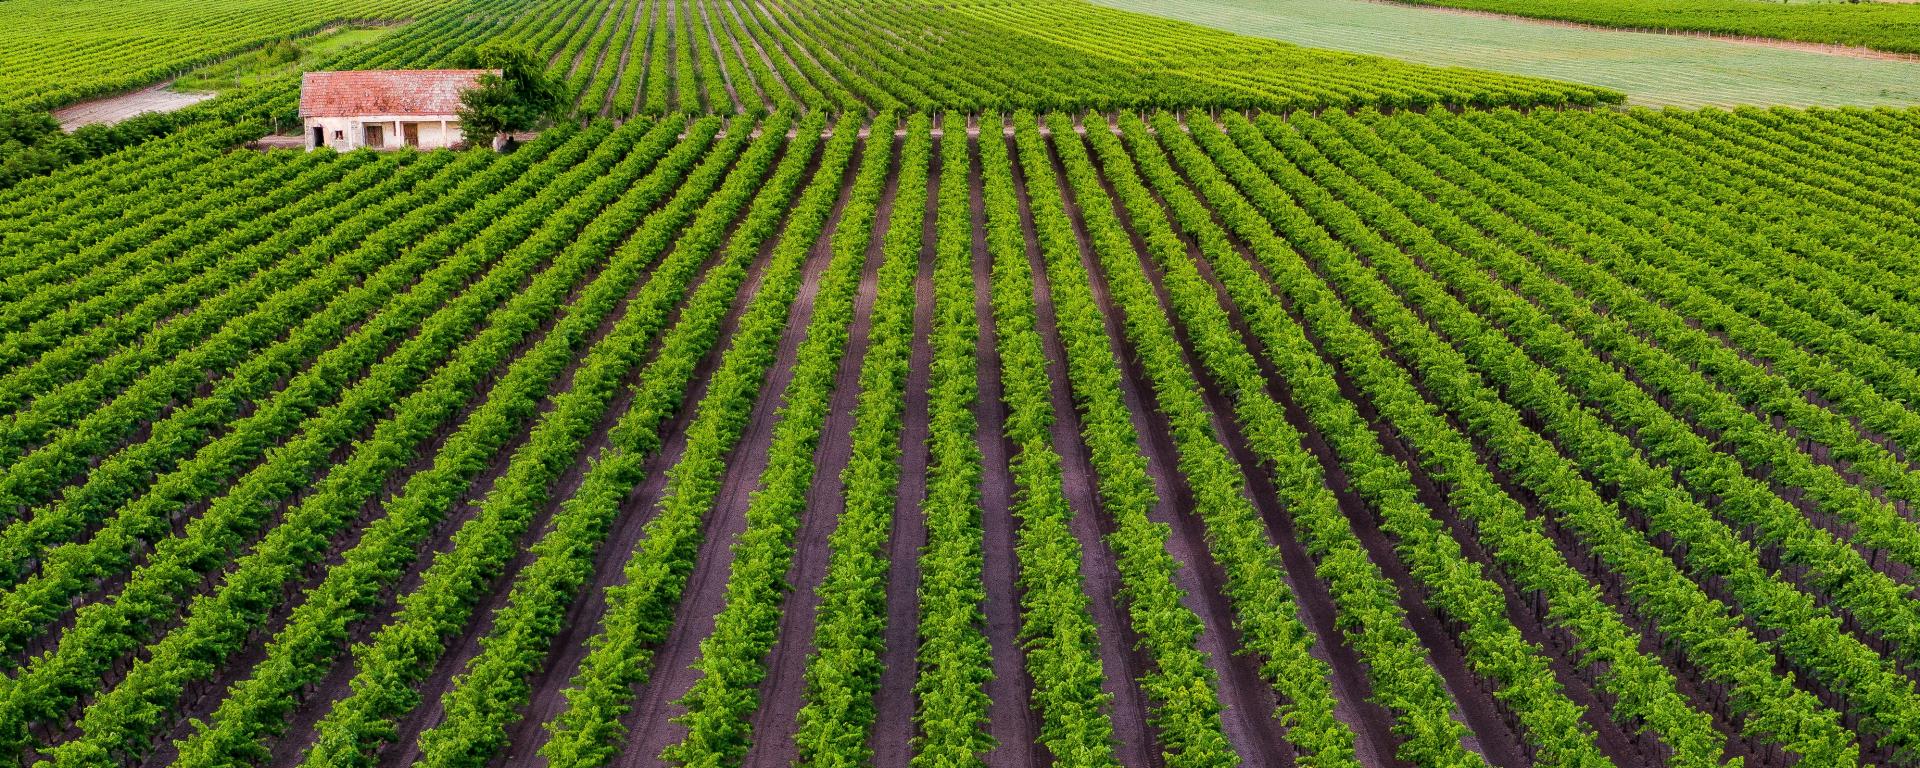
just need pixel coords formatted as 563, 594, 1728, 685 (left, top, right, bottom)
599, 0, 648, 116
494, 145, 814, 767
632, 0, 660, 115
865, 137, 941, 764
735, 135, 900, 768
719, 0, 796, 109
1251, 142, 1789, 760
256, 225, 607, 766
571, 140, 851, 768
1045, 131, 1297, 765
136, 224, 624, 764
1006, 130, 1163, 768
692, 0, 746, 114
52, 210, 591, 756
1067, 132, 1305, 768
1277, 148, 1659, 765
374, 271, 682, 768
1224, 120, 1774, 761
1, 198, 444, 585
1198, 190, 1534, 765
262, 344, 565, 767
968, 133, 1046, 768
359, 136, 769, 768
1118, 135, 1413, 768
26, 168, 627, 748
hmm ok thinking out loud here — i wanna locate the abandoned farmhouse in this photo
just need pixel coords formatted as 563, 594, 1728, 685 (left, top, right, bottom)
299, 69, 493, 151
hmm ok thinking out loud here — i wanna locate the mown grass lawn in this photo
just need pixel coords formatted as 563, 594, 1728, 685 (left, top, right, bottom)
1092, 0, 1920, 106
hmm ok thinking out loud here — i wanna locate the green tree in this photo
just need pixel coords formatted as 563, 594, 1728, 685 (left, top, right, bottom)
455, 41, 563, 150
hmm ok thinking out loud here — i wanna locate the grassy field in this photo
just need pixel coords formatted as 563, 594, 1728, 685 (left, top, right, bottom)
1381, 0, 1920, 54
1090, 0, 1920, 106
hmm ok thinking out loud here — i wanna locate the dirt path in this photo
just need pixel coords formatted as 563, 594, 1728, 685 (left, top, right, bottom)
866, 139, 940, 765
601, 0, 648, 116
663, 0, 684, 113
693, 0, 747, 115
720, 0, 798, 108
1005, 131, 1162, 768
1046, 132, 1278, 767
1066, 132, 1301, 767
499, 139, 821, 767
565, 0, 621, 82
1371, 0, 1920, 63
968, 132, 1045, 768
542, 163, 831, 768
583, 142, 832, 768
632, 0, 659, 115
573, 0, 628, 116
1177, 179, 1531, 764
735, 135, 899, 768
370, 192, 757, 768
53, 81, 213, 131
1165, 217, 1412, 767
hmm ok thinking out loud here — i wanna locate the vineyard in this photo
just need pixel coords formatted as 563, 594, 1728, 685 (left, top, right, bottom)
9, 0, 1920, 766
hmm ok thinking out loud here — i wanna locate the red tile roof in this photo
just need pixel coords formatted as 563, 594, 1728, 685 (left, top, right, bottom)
299, 70, 495, 118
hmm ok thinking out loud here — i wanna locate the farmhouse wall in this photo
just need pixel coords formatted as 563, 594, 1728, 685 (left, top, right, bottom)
306, 114, 464, 151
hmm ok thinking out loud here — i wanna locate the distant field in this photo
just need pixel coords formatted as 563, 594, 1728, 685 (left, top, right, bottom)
1381, 0, 1920, 54
1091, 0, 1920, 106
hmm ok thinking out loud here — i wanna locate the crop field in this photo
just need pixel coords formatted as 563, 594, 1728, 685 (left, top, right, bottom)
10, 0, 1920, 767
1088, 0, 1920, 108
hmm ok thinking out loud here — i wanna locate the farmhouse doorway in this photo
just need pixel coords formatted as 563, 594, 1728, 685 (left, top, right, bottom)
364, 124, 384, 147
403, 122, 420, 147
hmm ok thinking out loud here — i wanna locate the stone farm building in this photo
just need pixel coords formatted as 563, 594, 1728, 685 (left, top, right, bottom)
299, 69, 494, 151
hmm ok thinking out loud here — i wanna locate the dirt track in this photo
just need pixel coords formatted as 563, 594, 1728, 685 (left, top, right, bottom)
1007, 130, 1164, 768
969, 134, 1045, 768
1077, 133, 1297, 768
736, 135, 898, 768
52, 81, 212, 130
865, 138, 940, 765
